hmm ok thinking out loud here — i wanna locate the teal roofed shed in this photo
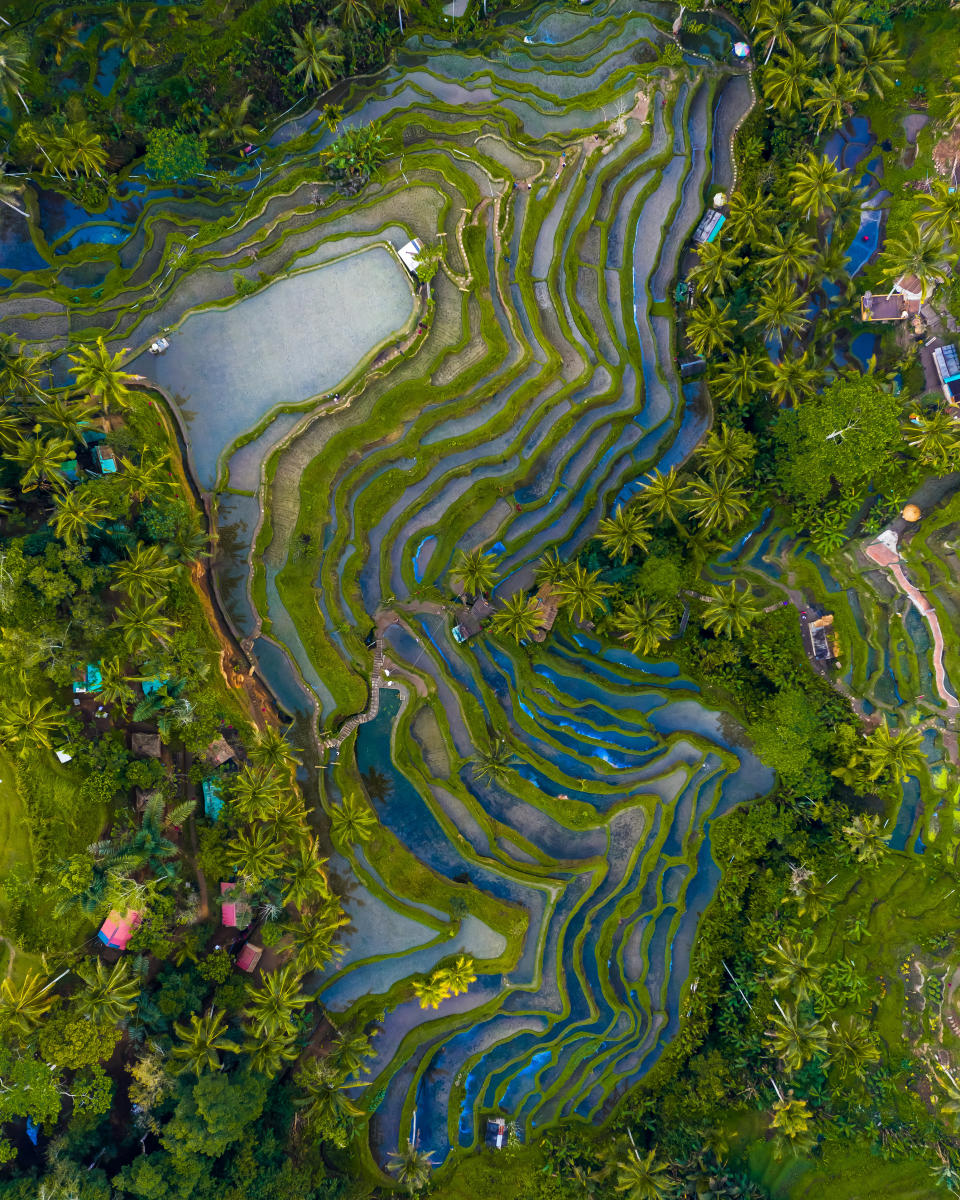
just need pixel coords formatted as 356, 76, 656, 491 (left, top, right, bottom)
93, 444, 117, 474
202, 777, 224, 821
73, 663, 102, 694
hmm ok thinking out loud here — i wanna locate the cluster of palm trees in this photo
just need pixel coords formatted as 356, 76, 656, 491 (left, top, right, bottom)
411, 954, 476, 1009
833, 717, 925, 796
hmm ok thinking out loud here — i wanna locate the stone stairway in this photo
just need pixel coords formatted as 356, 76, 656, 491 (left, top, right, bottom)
319, 638, 386, 751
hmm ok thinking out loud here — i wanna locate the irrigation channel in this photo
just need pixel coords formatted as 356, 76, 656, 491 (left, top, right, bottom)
6, 0, 947, 1174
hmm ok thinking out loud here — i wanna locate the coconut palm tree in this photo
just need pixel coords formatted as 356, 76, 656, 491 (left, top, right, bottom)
765, 1000, 828, 1072
701, 583, 760, 638
0, 336, 48, 399
50, 489, 108, 548
43, 12, 84, 66
103, 5, 156, 68
763, 937, 821, 1002
0, 695, 68, 755
597, 505, 652, 565
33, 394, 96, 442
763, 45, 816, 115
290, 911, 347, 972
637, 466, 689, 527
805, 70, 868, 135
855, 27, 903, 97
249, 725, 302, 776
878, 224, 952, 300
755, 225, 817, 287
471, 737, 515, 785
294, 1058, 363, 1144
905, 407, 960, 471
724, 188, 773, 246
243, 1026, 299, 1078
687, 238, 745, 297
614, 598, 675, 656
112, 543, 180, 601
748, 283, 810, 347
74, 958, 139, 1024
203, 94, 259, 147
10, 434, 73, 492
534, 548, 570, 588
937, 69, 960, 131
120, 453, 176, 508
244, 965, 311, 1038
687, 472, 749, 532
55, 120, 108, 178
98, 656, 138, 714
288, 20, 343, 93
0, 33, 30, 114
68, 337, 134, 414
0, 970, 59, 1040
441, 955, 477, 997
229, 824, 286, 889
789, 153, 850, 222
917, 181, 960, 246
172, 1009, 240, 1075
685, 297, 736, 358
769, 351, 823, 406
389, 1139, 435, 1194
261, 791, 309, 846
282, 834, 333, 910
803, 0, 868, 63
840, 813, 888, 866
330, 0, 373, 32
113, 596, 179, 655
227, 764, 288, 822
770, 1094, 816, 1157
862, 719, 924, 783
709, 348, 770, 409
555, 562, 612, 623
614, 1141, 674, 1200
827, 1015, 880, 1080
451, 546, 499, 598
329, 794, 377, 847
698, 423, 755, 477
492, 592, 543, 644
328, 1025, 376, 1078
412, 972, 451, 1009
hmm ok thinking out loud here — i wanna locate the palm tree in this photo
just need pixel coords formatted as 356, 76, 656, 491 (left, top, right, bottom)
637, 466, 689, 527
827, 1015, 880, 1080
290, 912, 346, 972
763, 937, 821, 1002
790, 153, 850, 222
203, 94, 259, 147
244, 964, 310, 1038
330, 0, 373, 32
244, 1026, 299, 1078
615, 1141, 674, 1200
0, 695, 68, 755
917, 181, 960, 246
440, 955, 476, 997
249, 725, 301, 776
770, 1094, 816, 1157
328, 1025, 376, 1078
329, 794, 377, 847
113, 596, 179, 655
412, 972, 451, 1009
803, 0, 868, 62
701, 583, 760, 638
534, 548, 570, 588
68, 337, 134, 414
50, 489, 109, 548
43, 12, 84, 66
687, 238, 745, 297
685, 297, 736, 358
0, 336, 48, 399
878, 224, 952, 301
55, 120, 108, 178
98, 656, 137, 714
763, 45, 816, 115
112, 543, 180, 601
768, 351, 823, 406
805, 71, 868, 135
0, 970, 59, 1040
765, 1000, 828, 1072
709, 348, 769, 409
261, 791, 309, 845
293, 1058, 363, 1144
471, 737, 515, 785
172, 1009, 240, 1075
492, 592, 543, 644
698, 423, 755, 477
33, 394, 96, 442
0, 33, 30, 114
451, 547, 499, 598
227, 764, 287, 823
597, 505, 652, 564
10, 434, 73, 492
103, 5, 156, 68
389, 1139, 435, 1194
229, 824, 285, 889
751, 0, 802, 61
614, 598, 675, 656
723, 188, 772, 246
855, 27, 903, 97
748, 283, 810, 347
555, 562, 612, 623
282, 834, 332, 909
905, 406, 960, 471
755, 226, 817, 287
687, 472, 749, 532
862, 719, 924, 782
74, 958, 139, 1024
937, 68, 960, 130
840, 813, 888, 865
288, 20, 343, 93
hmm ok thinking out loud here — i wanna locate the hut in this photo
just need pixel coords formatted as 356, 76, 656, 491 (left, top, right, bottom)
202, 777, 224, 821
131, 731, 162, 758
398, 238, 425, 275
530, 584, 561, 643
220, 882, 252, 929
693, 209, 725, 245
453, 596, 495, 643
236, 943, 263, 972
933, 344, 960, 403
205, 736, 235, 767
92, 444, 117, 475
72, 663, 102, 695
860, 289, 920, 322
98, 909, 141, 950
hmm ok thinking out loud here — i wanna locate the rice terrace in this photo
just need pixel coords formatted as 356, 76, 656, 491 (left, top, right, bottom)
2, 0, 960, 1197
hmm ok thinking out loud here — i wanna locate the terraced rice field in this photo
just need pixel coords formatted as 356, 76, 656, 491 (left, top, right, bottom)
0, 0, 776, 1174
